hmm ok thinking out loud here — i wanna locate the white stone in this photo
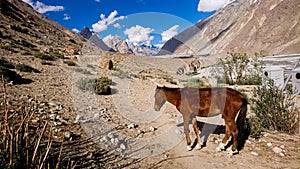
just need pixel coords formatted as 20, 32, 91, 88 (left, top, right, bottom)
111, 138, 119, 144
251, 151, 259, 156
49, 114, 56, 120
107, 132, 115, 139
128, 123, 136, 129
267, 142, 272, 147
137, 130, 144, 134
272, 147, 283, 154
93, 113, 100, 119
175, 128, 182, 135
279, 152, 285, 157
101, 136, 109, 142
150, 126, 156, 132
56, 104, 63, 110
28, 98, 34, 102
64, 131, 71, 140
53, 121, 62, 126
120, 143, 126, 150
263, 132, 269, 137
100, 108, 107, 113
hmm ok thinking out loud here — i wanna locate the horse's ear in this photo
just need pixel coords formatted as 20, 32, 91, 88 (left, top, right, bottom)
150, 79, 164, 88
156, 83, 164, 88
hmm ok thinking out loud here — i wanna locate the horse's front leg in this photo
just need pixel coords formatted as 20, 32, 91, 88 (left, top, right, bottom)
192, 117, 202, 150
183, 115, 192, 151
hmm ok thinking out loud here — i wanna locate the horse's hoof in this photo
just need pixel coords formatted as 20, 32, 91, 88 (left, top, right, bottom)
216, 146, 222, 152
195, 143, 202, 150
228, 149, 238, 157
216, 143, 225, 152
186, 145, 192, 151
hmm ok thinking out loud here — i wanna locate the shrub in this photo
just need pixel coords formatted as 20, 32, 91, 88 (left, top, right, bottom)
74, 68, 91, 74
64, 60, 76, 66
250, 79, 298, 136
21, 50, 33, 55
15, 64, 40, 73
11, 25, 29, 34
76, 77, 112, 95
48, 49, 64, 59
218, 52, 263, 85
183, 78, 209, 88
33, 52, 55, 61
112, 69, 134, 79
19, 39, 36, 48
41, 61, 53, 66
165, 77, 177, 85
0, 45, 18, 53
0, 58, 15, 69
95, 77, 112, 95
76, 77, 95, 91
0, 67, 26, 84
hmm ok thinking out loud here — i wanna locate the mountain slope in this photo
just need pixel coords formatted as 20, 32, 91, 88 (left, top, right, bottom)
158, 0, 300, 56
0, 0, 85, 55
80, 26, 115, 52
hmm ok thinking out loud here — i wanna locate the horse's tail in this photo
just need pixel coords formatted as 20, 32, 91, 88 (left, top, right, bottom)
237, 98, 247, 132
236, 98, 248, 150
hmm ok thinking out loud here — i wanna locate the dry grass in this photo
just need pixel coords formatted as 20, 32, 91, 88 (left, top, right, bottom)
0, 76, 63, 169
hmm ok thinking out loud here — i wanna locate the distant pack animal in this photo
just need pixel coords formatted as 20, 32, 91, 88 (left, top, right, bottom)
99, 59, 113, 70
154, 85, 247, 155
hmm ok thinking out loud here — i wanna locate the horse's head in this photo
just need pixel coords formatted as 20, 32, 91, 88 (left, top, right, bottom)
154, 85, 166, 111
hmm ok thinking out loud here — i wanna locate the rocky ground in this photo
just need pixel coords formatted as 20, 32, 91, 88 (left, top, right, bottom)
1, 42, 299, 168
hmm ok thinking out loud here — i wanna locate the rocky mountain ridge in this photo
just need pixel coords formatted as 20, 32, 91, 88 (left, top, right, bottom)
80, 26, 115, 52
158, 0, 300, 57
103, 34, 160, 56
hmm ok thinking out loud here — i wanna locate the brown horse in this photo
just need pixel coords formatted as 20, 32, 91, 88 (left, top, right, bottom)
154, 85, 247, 155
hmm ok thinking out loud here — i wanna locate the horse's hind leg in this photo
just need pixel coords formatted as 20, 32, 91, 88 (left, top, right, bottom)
217, 122, 231, 152
227, 121, 239, 156
183, 115, 192, 151
192, 117, 202, 150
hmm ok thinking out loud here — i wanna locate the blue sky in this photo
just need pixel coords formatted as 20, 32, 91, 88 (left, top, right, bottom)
22, 0, 230, 46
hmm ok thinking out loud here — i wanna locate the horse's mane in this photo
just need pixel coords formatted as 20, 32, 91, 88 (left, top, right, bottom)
161, 86, 180, 91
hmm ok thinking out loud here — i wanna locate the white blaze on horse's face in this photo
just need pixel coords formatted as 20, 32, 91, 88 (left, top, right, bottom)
154, 88, 166, 111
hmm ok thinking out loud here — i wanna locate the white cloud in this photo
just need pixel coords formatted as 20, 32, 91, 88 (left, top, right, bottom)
63, 14, 71, 21
197, 0, 230, 12
92, 10, 125, 33
161, 25, 179, 42
124, 25, 154, 46
95, 0, 101, 2
22, 0, 64, 13
72, 28, 80, 34
113, 23, 122, 29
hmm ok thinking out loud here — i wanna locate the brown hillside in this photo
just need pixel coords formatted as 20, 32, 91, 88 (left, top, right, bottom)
0, 0, 85, 56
